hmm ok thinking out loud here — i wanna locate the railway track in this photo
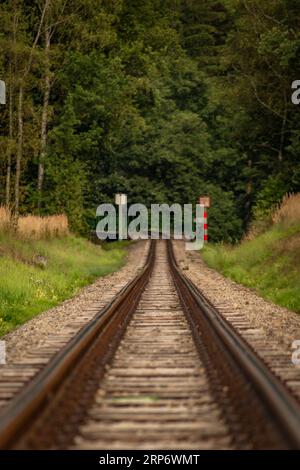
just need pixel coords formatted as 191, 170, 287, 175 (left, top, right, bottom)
0, 240, 300, 449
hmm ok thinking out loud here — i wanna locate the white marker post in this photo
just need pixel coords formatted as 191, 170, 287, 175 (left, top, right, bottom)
0, 80, 6, 105
115, 193, 127, 240
0, 341, 6, 365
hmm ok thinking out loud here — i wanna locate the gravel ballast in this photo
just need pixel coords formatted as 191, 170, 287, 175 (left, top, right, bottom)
173, 240, 300, 357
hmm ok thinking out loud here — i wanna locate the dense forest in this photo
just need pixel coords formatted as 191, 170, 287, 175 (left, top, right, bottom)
0, 0, 299, 241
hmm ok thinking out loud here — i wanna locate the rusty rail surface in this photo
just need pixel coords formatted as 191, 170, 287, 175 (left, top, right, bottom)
0, 239, 300, 449
167, 240, 300, 449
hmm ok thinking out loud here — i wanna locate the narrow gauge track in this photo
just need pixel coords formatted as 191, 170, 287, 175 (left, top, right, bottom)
0, 240, 300, 449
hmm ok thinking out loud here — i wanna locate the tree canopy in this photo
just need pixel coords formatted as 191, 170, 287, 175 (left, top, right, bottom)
0, 0, 299, 241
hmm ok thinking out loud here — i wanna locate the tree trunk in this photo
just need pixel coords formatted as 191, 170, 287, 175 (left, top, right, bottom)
6, 7, 18, 210
6, 64, 13, 209
38, 26, 51, 212
13, 0, 50, 219
15, 84, 24, 219
246, 159, 253, 196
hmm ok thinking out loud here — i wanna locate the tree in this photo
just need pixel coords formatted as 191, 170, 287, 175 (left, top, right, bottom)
14, 0, 50, 218
1, 0, 298, 238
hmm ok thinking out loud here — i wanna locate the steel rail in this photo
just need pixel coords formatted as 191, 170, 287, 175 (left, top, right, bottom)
1, 239, 300, 449
0, 241, 155, 449
167, 239, 300, 449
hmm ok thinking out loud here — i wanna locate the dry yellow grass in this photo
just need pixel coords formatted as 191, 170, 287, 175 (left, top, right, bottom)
0, 206, 11, 232
272, 193, 300, 226
0, 207, 69, 239
18, 214, 69, 239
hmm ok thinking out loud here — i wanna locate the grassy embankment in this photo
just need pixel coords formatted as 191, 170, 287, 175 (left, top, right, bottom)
202, 194, 300, 313
0, 209, 127, 336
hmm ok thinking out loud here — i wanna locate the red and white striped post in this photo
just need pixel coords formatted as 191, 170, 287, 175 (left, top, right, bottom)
199, 196, 210, 243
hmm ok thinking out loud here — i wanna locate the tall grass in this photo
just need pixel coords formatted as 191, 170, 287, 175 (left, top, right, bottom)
202, 193, 300, 313
0, 206, 11, 232
272, 193, 300, 227
18, 214, 69, 239
0, 206, 69, 239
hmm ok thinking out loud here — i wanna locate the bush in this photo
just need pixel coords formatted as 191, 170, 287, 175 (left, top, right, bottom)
252, 175, 287, 221
199, 184, 243, 243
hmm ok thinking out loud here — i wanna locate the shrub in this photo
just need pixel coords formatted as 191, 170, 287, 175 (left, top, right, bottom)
252, 175, 287, 221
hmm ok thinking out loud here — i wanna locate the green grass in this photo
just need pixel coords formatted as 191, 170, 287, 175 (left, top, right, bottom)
0, 234, 127, 336
202, 223, 300, 313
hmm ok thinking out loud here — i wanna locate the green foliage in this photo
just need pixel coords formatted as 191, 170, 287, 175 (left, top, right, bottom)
200, 184, 243, 243
218, 0, 300, 227
43, 153, 87, 233
253, 176, 288, 220
1, 0, 300, 241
